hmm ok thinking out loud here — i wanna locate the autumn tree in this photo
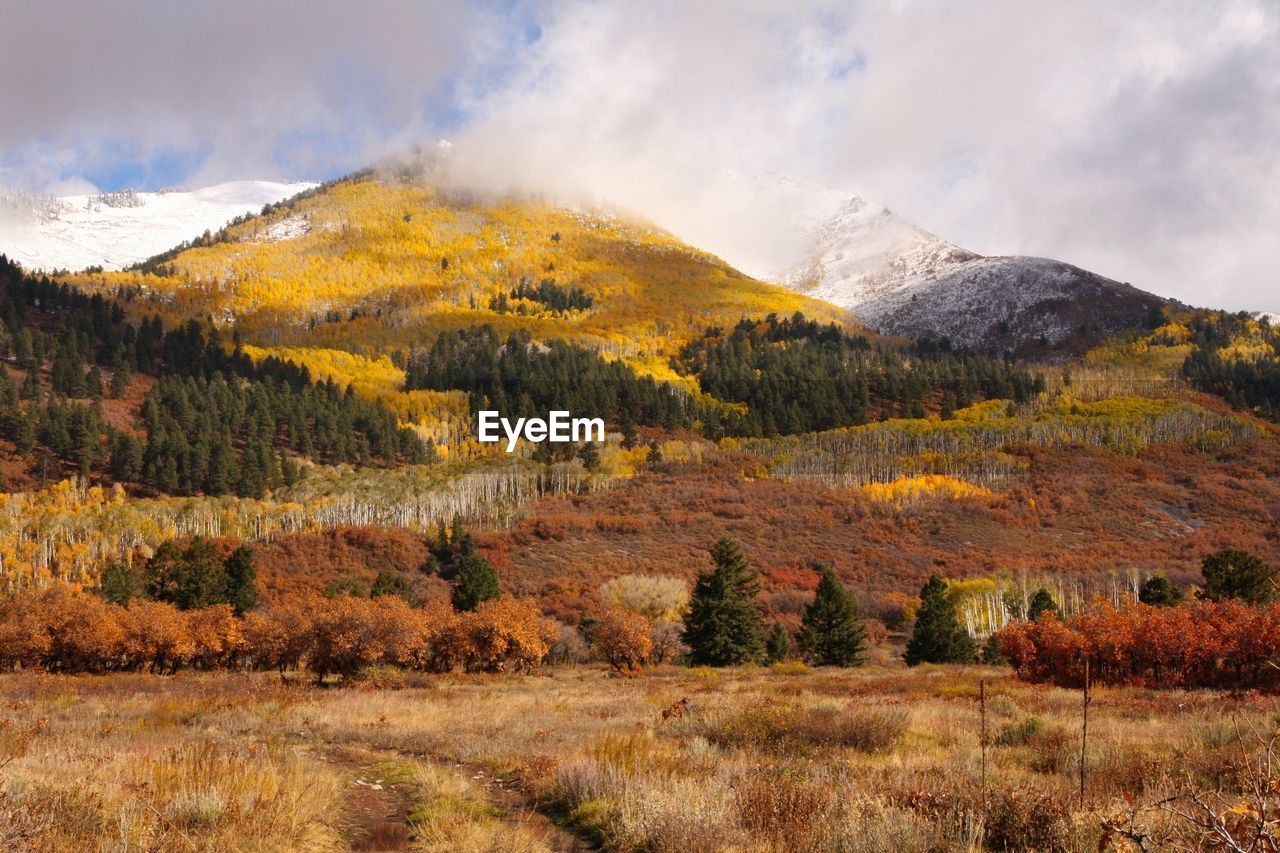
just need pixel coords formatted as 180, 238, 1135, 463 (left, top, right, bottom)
798, 564, 867, 667
593, 606, 653, 676
1200, 549, 1277, 605
905, 574, 975, 666
683, 537, 765, 666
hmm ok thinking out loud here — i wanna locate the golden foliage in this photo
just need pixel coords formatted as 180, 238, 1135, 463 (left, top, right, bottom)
861, 475, 993, 506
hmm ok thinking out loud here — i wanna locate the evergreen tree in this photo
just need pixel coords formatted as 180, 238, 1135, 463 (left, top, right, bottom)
683, 537, 766, 666
99, 559, 143, 606
452, 552, 500, 611
620, 414, 638, 450
371, 570, 413, 602
798, 564, 867, 667
1138, 573, 1184, 607
646, 440, 663, 466
109, 432, 144, 483
109, 348, 132, 398
144, 539, 228, 610
1027, 587, 1059, 620
1200, 549, 1277, 604
764, 622, 793, 664
85, 365, 104, 399
905, 574, 975, 666
223, 545, 258, 615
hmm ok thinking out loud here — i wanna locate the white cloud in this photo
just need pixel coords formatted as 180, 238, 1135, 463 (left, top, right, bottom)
448, 0, 1280, 312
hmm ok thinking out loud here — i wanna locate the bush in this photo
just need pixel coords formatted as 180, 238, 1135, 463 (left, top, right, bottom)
983, 789, 1073, 852
703, 703, 908, 754
592, 607, 653, 676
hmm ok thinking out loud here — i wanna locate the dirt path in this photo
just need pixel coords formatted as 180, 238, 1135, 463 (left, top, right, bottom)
453, 761, 592, 852
323, 745, 592, 852
323, 747, 416, 851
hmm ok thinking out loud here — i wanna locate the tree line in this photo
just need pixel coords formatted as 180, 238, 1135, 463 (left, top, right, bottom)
677, 313, 1046, 437
404, 325, 703, 432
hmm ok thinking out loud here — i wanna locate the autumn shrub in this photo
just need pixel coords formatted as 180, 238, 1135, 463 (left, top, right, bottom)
436, 597, 550, 673
732, 771, 836, 849
242, 594, 318, 672
0, 583, 553, 679
982, 788, 1074, 852
997, 598, 1280, 692
592, 607, 653, 676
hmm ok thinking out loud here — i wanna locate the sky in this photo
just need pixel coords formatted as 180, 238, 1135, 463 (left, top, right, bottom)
2, 0, 1277, 312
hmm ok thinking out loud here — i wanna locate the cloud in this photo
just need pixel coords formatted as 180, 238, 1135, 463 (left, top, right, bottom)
0, 0, 476, 190
446, 0, 1280, 312
3, 0, 1277, 312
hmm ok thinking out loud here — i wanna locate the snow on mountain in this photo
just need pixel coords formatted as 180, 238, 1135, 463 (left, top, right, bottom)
707, 172, 1167, 351
0, 180, 316, 273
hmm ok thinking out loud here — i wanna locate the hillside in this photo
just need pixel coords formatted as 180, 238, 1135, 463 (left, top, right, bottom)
0, 181, 315, 273
70, 175, 850, 358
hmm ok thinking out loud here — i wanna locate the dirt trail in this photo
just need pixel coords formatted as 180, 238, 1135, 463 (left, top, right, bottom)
323, 745, 592, 852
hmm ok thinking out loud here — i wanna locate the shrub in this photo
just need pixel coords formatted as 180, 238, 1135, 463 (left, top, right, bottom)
592, 607, 653, 676
983, 789, 1073, 852
703, 703, 907, 754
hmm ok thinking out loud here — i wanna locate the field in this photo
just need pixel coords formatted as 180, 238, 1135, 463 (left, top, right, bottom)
2, 658, 1274, 851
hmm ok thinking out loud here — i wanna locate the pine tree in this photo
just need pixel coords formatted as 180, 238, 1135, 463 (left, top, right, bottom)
764, 622, 793, 664
905, 574, 975, 666
620, 414, 638, 450
1027, 587, 1059, 620
223, 545, 258, 615
798, 564, 867, 667
1200, 549, 1277, 604
109, 347, 132, 398
371, 570, 413, 602
683, 537, 765, 666
1138, 573, 1184, 607
99, 559, 143, 605
452, 552, 500, 611
646, 440, 663, 465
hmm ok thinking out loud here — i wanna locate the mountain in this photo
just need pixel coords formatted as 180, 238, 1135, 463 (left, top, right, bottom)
702, 172, 1168, 353
0, 180, 316, 273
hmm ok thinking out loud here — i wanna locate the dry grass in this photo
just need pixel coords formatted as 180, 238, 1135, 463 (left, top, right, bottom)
0, 664, 1274, 850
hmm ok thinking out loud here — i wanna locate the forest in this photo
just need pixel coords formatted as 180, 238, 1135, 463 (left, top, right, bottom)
678, 313, 1046, 435
0, 255, 430, 497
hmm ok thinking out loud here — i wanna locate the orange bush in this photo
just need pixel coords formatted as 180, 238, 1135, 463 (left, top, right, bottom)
592, 606, 653, 676
997, 598, 1280, 692
0, 584, 556, 679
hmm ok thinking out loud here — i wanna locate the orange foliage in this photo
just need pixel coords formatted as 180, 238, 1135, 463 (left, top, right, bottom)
592, 607, 654, 676
0, 585, 552, 679
997, 598, 1280, 692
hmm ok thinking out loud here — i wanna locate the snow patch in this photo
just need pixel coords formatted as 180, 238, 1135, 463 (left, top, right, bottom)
0, 180, 317, 272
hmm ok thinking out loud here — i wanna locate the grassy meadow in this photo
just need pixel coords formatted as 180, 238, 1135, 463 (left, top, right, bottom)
1, 655, 1272, 851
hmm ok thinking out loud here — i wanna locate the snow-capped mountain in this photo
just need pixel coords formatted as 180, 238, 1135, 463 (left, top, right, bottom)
0, 180, 315, 273
705, 172, 1167, 351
